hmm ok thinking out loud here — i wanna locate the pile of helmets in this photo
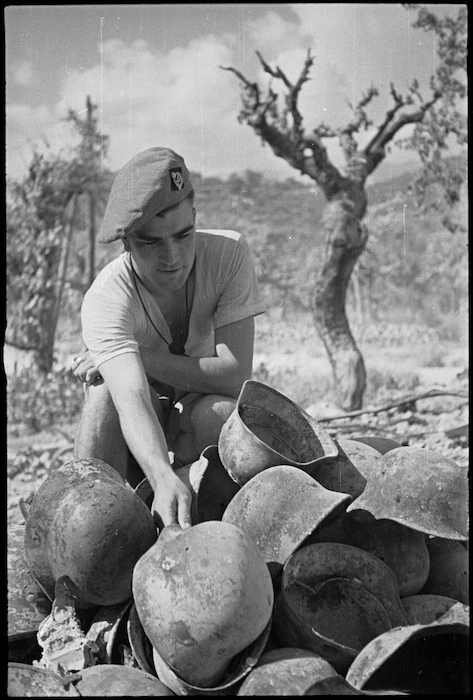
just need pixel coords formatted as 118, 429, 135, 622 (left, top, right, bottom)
8, 379, 469, 695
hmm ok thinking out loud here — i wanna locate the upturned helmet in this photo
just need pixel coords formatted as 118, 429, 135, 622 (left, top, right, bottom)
218, 380, 338, 485
132, 520, 274, 688
345, 603, 469, 694
273, 543, 409, 674
347, 447, 468, 540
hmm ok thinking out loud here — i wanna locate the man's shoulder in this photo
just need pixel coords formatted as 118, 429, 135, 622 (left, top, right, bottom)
86, 253, 131, 294
196, 228, 243, 244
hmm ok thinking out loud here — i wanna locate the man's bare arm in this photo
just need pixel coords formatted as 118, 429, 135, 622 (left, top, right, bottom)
140, 316, 255, 398
97, 353, 192, 529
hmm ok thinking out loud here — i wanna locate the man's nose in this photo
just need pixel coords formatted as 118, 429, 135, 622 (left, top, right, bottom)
160, 238, 180, 266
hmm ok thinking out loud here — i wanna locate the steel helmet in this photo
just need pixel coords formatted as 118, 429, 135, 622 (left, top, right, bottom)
8, 524, 51, 643
71, 665, 174, 696
311, 438, 381, 500
273, 543, 409, 674
346, 447, 468, 540
218, 380, 338, 485
421, 537, 469, 603
345, 602, 469, 694
307, 509, 430, 597
24, 458, 157, 606
401, 593, 459, 625
236, 648, 338, 696
132, 520, 274, 688
222, 465, 351, 577
8, 663, 80, 696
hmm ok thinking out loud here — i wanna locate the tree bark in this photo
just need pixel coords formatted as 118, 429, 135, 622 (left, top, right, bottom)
311, 191, 368, 411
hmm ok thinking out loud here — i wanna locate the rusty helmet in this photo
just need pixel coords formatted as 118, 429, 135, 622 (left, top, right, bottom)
346, 447, 468, 540
236, 648, 338, 696
345, 602, 469, 694
71, 665, 174, 696
222, 465, 351, 577
421, 537, 469, 603
8, 662, 80, 696
218, 380, 338, 485
307, 509, 431, 597
24, 458, 157, 607
132, 520, 274, 688
8, 523, 51, 643
273, 543, 409, 674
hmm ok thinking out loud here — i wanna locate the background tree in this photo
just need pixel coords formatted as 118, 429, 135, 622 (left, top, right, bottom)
6, 97, 112, 373
221, 3, 467, 410
65, 95, 111, 288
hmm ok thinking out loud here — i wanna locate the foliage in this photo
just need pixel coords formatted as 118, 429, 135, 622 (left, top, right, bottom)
400, 5, 467, 230
7, 365, 84, 435
6, 150, 77, 371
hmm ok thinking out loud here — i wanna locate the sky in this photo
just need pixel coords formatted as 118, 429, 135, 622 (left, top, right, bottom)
5, 3, 464, 184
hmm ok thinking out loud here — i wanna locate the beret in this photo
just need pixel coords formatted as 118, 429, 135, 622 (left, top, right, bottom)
98, 147, 193, 243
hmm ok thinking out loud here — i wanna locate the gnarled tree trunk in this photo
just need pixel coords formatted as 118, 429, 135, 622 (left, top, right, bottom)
312, 191, 368, 410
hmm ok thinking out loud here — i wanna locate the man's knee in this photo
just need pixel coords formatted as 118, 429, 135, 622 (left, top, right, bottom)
187, 394, 236, 443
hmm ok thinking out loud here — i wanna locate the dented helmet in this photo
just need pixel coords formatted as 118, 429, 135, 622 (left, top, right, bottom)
347, 447, 468, 540
218, 380, 338, 485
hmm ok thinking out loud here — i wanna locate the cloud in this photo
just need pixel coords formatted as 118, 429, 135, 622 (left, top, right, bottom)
10, 59, 35, 86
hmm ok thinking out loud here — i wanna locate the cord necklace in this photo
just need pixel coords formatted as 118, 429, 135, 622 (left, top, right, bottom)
130, 257, 191, 356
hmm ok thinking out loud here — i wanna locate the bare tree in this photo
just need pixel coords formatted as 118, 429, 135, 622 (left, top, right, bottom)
221, 4, 466, 410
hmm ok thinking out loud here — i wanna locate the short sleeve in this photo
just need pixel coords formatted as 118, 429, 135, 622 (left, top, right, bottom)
81, 285, 140, 368
213, 233, 266, 329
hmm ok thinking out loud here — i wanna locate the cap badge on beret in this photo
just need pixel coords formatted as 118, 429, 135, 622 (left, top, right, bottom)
170, 168, 185, 191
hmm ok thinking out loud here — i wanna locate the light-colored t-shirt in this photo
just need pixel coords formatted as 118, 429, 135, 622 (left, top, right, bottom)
81, 229, 265, 378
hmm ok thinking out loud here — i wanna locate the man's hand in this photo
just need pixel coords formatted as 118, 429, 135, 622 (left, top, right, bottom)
71, 351, 103, 386
151, 472, 193, 530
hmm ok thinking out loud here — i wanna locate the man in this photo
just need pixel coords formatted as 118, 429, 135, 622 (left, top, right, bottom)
73, 147, 265, 530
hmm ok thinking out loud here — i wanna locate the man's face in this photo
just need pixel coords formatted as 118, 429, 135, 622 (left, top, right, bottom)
127, 197, 196, 292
